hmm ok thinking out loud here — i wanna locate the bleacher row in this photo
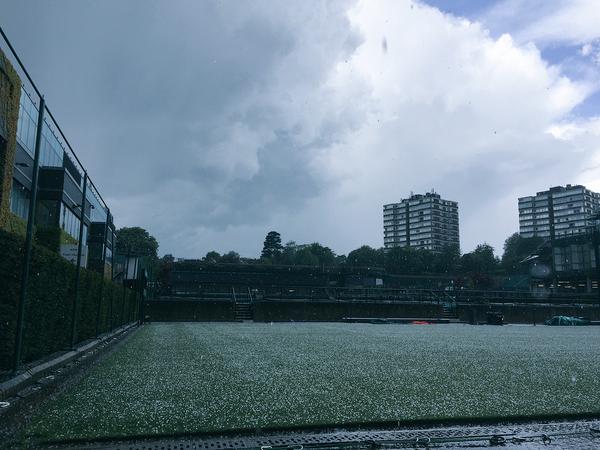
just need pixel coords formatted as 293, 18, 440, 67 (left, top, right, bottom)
166, 283, 600, 305
171, 269, 331, 287
162, 263, 599, 305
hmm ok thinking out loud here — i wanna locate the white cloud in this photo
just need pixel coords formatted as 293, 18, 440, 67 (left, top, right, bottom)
484, 0, 600, 45
581, 43, 593, 56
547, 117, 600, 141
291, 0, 597, 254
545, 116, 600, 191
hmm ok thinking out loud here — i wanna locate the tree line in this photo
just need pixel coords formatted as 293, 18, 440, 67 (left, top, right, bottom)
191, 230, 544, 276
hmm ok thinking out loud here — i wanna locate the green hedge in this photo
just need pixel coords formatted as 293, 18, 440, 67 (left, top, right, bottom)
0, 228, 138, 372
4, 212, 27, 237
34, 225, 62, 252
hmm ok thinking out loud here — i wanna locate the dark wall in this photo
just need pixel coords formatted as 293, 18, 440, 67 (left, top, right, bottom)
148, 297, 600, 325
457, 303, 600, 324
145, 298, 235, 322
253, 300, 442, 322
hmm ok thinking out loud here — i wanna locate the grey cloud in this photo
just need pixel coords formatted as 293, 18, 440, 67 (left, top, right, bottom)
2, 0, 361, 257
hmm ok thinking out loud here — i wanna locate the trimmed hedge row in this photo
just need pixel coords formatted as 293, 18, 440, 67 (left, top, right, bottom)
0, 228, 137, 372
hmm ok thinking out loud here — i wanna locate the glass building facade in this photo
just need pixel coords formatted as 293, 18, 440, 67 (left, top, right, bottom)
8, 86, 112, 274
10, 179, 29, 220
15, 88, 38, 155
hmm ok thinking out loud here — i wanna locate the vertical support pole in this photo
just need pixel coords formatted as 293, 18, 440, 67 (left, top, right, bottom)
129, 258, 138, 323
12, 97, 45, 375
95, 208, 110, 337
109, 228, 115, 330
138, 259, 144, 324
109, 289, 114, 331
121, 246, 131, 326
70, 172, 88, 349
594, 230, 600, 307
133, 262, 142, 326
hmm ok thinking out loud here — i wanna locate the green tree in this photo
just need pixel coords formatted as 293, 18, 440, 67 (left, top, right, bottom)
460, 243, 499, 274
295, 247, 320, 266
158, 254, 175, 294
385, 246, 437, 274
385, 246, 413, 273
433, 243, 461, 273
261, 231, 283, 260
278, 241, 336, 266
116, 227, 158, 258
307, 243, 336, 266
335, 254, 347, 266
203, 251, 221, 264
280, 241, 298, 265
347, 245, 385, 267
501, 233, 544, 274
220, 251, 241, 264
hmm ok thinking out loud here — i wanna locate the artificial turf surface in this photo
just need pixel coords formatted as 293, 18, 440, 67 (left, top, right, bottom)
26, 322, 600, 442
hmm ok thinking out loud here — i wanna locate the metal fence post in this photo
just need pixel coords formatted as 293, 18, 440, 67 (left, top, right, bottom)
121, 246, 131, 326
109, 289, 114, 331
94, 208, 110, 337
593, 229, 600, 307
109, 230, 115, 331
134, 260, 142, 323
132, 257, 139, 323
139, 260, 147, 324
69, 172, 88, 349
12, 97, 45, 375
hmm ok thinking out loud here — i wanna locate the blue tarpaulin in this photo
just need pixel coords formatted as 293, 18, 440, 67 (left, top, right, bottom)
544, 316, 590, 326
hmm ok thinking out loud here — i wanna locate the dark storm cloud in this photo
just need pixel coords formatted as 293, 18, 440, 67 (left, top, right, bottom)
1, 0, 361, 255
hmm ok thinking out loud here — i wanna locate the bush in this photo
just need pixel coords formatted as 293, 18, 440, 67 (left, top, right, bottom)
0, 228, 138, 372
35, 225, 62, 252
4, 212, 27, 237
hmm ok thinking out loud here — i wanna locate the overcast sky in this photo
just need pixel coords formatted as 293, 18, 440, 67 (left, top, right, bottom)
2, 0, 600, 258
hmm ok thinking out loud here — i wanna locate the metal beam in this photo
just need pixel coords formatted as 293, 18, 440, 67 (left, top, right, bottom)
12, 96, 45, 375
70, 172, 88, 349
95, 208, 111, 337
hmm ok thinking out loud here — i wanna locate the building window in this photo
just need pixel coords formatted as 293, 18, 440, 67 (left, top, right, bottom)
60, 202, 87, 243
9, 179, 30, 220
16, 89, 39, 155
40, 125, 64, 167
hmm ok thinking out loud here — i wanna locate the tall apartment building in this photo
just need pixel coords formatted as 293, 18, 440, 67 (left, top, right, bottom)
518, 184, 600, 240
383, 192, 459, 252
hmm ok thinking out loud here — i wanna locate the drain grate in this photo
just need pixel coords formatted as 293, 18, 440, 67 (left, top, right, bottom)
45, 420, 600, 450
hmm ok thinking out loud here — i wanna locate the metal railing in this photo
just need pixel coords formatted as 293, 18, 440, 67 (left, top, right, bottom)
157, 284, 600, 306
0, 26, 119, 374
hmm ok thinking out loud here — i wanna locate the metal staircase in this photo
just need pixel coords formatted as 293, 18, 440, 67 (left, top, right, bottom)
441, 301, 458, 320
233, 287, 253, 321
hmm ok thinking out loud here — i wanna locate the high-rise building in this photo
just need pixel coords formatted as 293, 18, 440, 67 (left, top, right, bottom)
518, 184, 600, 240
383, 192, 459, 252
